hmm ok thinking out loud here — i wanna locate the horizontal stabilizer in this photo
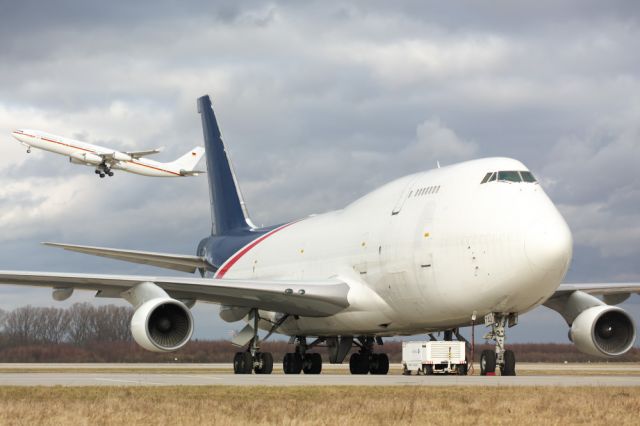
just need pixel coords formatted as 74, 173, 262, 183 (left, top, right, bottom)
43, 242, 208, 273
125, 148, 164, 158
180, 169, 207, 176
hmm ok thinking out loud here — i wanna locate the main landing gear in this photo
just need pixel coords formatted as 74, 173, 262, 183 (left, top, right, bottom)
480, 312, 517, 376
95, 163, 114, 178
232, 309, 274, 374
349, 337, 389, 375
283, 337, 323, 374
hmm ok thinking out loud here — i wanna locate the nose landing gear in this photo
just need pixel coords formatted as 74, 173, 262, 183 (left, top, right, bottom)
481, 312, 518, 376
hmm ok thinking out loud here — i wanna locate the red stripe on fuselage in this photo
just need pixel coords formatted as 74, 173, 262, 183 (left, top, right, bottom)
214, 221, 299, 279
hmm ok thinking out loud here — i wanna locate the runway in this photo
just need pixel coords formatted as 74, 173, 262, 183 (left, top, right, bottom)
1, 363, 640, 386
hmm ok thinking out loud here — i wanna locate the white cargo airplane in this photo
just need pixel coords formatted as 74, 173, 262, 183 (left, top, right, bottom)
10, 129, 205, 178
1, 95, 638, 377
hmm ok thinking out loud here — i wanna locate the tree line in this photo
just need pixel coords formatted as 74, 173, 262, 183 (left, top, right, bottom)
0, 303, 132, 347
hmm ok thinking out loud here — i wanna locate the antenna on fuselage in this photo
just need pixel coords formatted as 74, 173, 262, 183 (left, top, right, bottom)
437, 161, 441, 168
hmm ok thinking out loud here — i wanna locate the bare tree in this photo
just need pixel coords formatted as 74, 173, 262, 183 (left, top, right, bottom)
94, 305, 133, 342
67, 303, 97, 345
3, 305, 38, 344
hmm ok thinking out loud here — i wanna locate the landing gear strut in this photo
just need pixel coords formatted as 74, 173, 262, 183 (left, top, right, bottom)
349, 336, 389, 375
283, 336, 323, 374
232, 309, 274, 374
482, 312, 517, 376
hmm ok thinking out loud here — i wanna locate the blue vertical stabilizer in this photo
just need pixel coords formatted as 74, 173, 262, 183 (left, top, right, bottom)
197, 95, 248, 235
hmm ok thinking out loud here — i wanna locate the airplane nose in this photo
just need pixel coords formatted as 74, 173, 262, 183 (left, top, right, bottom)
524, 210, 573, 273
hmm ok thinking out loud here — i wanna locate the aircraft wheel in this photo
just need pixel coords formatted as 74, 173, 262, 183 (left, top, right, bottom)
502, 350, 516, 376
108, 171, 114, 177
349, 352, 369, 375
480, 350, 496, 376
94, 170, 100, 174
233, 351, 253, 374
302, 353, 322, 374
369, 353, 389, 375
99, 173, 105, 178
254, 352, 273, 375
283, 352, 302, 374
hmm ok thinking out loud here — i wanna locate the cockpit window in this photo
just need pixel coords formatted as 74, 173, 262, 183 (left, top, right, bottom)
482, 170, 537, 184
519, 171, 537, 183
497, 171, 521, 182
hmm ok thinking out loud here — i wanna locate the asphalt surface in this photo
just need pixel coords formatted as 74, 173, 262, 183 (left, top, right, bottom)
1, 363, 639, 386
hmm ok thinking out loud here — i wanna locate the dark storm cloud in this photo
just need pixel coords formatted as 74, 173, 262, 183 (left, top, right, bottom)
1, 1, 639, 341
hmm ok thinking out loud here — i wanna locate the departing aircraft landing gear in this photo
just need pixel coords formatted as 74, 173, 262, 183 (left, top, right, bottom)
95, 163, 114, 178
283, 336, 324, 374
481, 312, 517, 376
349, 336, 389, 375
233, 309, 274, 374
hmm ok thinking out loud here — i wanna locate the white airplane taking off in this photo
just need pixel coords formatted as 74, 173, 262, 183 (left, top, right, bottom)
1, 95, 638, 377
10, 129, 205, 178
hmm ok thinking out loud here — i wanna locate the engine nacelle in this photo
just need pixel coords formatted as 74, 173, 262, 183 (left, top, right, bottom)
130, 298, 194, 352
570, 305, 636, 357
69, 151, 103, 165
112, 151, 132, 161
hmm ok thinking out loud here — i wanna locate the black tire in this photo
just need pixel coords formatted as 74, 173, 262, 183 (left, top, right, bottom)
108, 172, 114, 177
502, 350, 516, 376
233, 352, 253, 374
349, 352, 369, 374
283, 352, 302, 374
370, 353, 389, 375
480, 350, 496, 376
423, 365, 433, 375
255, 352, 273, 375
458, 363, 468, 376
302, 353, 322, 375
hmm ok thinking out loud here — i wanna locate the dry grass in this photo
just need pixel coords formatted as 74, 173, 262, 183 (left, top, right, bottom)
0, 386, 639, 425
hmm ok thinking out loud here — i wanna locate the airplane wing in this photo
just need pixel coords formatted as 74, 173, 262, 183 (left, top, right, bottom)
0, 271, 350, 317
125, 148, 164, 159
553, 283, 640, 296
43, 242, 208, 273
547, 282, 640, 306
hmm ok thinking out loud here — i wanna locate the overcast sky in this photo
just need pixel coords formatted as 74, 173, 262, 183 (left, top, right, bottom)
0, 1, 639, 345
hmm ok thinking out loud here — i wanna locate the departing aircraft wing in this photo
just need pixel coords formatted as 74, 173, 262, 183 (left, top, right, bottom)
0, 271, 350, 317
125, 148, 164, 158
43, 242, 208, 273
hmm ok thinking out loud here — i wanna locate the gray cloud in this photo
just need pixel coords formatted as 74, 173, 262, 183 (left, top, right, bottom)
1, 1, 639, 342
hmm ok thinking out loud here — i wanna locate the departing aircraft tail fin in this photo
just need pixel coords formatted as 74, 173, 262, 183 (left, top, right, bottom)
197, 95, 250, 235
168, 146, 206, 173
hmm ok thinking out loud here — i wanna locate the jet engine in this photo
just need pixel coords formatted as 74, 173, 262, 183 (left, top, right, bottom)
130, 298, 194, 352
570, 305, 636, 357
69, 152, 103, 165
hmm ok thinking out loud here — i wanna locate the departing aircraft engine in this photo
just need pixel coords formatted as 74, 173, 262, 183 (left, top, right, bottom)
570, 305, 636, 357
130, 298, 194, 352
69, 152, 103, 165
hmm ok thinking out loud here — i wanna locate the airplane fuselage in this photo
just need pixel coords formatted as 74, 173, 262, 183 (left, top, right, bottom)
201, 157, 573, 337
11, 129, 199, 177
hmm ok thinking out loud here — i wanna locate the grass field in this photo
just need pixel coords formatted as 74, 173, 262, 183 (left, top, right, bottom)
1, 386, 638, 425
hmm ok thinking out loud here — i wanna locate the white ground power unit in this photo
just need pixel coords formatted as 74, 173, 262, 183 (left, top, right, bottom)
402, 341, 468, 375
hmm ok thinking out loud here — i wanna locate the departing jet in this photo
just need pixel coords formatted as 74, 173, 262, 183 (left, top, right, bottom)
1, 95, 638, 377
10, 129, 205, 178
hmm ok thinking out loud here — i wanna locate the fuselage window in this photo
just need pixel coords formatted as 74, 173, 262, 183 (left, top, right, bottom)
497, 171, 521, 182
520, 171, 537, 183
480, 172, 492, 184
